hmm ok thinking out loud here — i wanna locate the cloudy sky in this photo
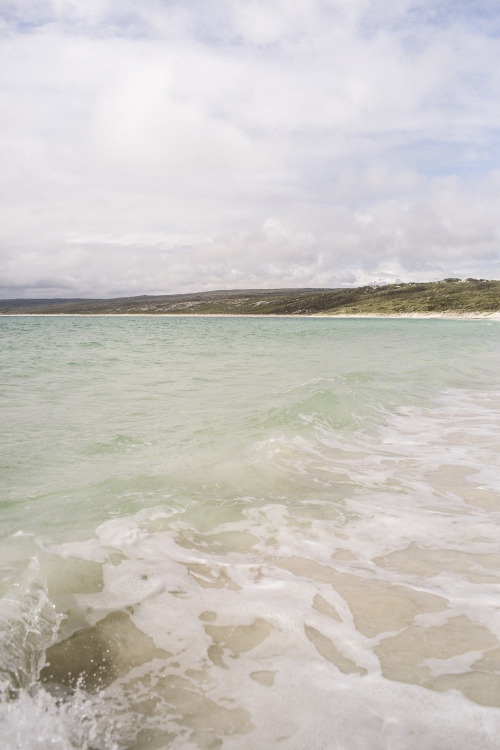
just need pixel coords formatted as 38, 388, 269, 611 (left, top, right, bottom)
1, 0, 500, 298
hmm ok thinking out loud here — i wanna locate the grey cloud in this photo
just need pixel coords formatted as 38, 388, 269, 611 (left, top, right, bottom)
1, 1, 500, 298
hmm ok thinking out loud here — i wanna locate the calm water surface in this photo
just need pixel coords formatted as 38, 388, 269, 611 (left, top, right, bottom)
1, 316, 500, 749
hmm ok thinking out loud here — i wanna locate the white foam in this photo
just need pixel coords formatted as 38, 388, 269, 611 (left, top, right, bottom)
0, 687, 120, 750
44, 474, 500, 748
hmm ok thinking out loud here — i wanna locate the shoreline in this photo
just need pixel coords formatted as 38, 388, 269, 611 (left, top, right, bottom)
1, 311, 500, 320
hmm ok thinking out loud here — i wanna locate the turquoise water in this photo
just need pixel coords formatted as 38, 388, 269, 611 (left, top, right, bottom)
1, 316, 500, 749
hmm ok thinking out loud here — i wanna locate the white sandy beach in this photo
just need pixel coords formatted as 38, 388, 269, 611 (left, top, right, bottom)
3, 311, 500, 319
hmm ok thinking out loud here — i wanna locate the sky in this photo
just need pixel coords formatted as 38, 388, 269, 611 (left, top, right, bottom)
1, 0, 500, 298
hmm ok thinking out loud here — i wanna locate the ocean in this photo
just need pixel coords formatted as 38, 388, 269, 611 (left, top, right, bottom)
1, 315, 499, 749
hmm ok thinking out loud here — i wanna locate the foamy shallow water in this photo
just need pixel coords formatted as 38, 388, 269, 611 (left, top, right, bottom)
1, 317, 499, 748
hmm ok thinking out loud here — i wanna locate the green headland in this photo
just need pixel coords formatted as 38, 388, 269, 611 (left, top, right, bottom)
1, 278, 499, 316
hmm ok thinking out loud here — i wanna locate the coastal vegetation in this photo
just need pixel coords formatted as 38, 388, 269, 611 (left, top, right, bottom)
1, 278, 499, 316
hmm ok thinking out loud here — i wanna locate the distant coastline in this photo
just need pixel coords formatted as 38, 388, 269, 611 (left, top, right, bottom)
1, 279, 499, 317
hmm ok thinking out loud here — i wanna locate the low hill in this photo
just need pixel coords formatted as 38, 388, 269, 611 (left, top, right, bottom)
0, 279, 499, 316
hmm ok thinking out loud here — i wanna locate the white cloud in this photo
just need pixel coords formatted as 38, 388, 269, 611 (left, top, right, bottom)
1, 1, 500, 297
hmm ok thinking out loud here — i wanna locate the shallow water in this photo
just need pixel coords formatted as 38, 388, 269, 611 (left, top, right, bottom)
1, 316, 499, 749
